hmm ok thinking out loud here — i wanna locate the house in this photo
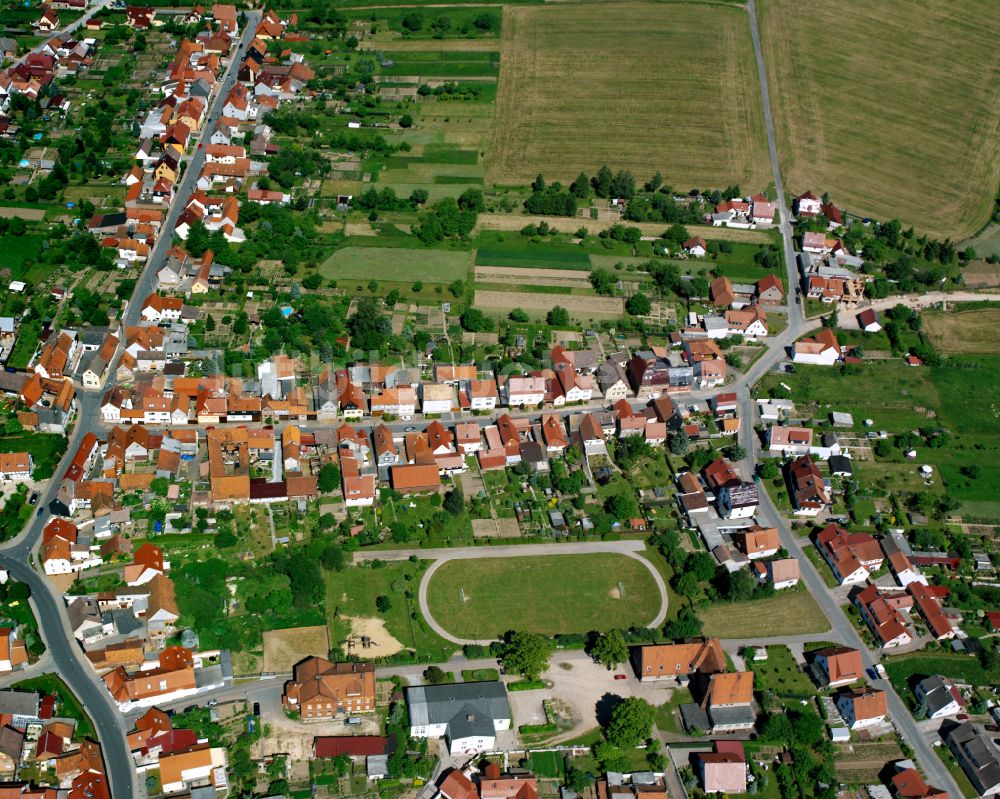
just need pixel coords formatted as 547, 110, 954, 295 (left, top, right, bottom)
725, 306, 768, 338
788, 455, 830, 516
0, 627, 27, 673
857, 308, 882, 333
734, 526, 780, 559
854, 584, 913, 649
636, 638, 725, 683
699, 741, 747, 794
390, 464, 440, 494
835, 687, 887, 729
794, 191, 822, 217
504, 376, 546, 408
282, 657, 376, 720
406, 681, 511, 754
766, 558, 800, 589
463, 379, 498, 410
943, 721, 1000, 797
887, 551, 927, 589
756, 274, 784, 304
140, 293, 183, 323
683, 237, 708, 257
159, 745, 228, 794
792, 328, 842, 366
702, 671, 756, 733
710, 275, 735, 307
909, 582, 955, 640
0, 452, 32, 482
891, 768, 949, 799
815, 524, 882, 584
812, 646, 863, 688
421, 383, 455, 415
914, 675, 965, 719
717, 481, 758, 519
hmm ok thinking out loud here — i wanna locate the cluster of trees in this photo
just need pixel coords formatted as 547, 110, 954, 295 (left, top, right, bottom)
598, 223, 642, 246
416, 81, 488, 101
624, 192, 706, 225
524, 175, 578, 216
400, 10, 498, 34
643, 260, 710, 300
414, 193, 482, 243
268, 146, 329, 189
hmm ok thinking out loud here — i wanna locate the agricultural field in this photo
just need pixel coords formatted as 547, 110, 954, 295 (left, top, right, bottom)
699, 589, 830, 638
261, 625, 330, 673
488, 3, 770, 190
473, 289, 624, 318
319, 246, 473, 284
758, 0, 1000, 238
923, 306, 1000, 354
424, 553, 664, 638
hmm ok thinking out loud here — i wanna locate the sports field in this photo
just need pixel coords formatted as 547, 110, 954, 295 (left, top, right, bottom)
923, 307, 1000, 355
319, 246, 473, 283
425, 554, 664, 638
488, 3, 769, 190
758, 0, 1000, 239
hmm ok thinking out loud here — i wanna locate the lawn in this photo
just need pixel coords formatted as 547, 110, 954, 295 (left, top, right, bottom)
0, 233, 45, 281
699, 588, 830, 638
488, 2, 769, 191
475, 247, 591, 270
325, 560, 458, 662
319, 246, 473, 284
379, 50, 499, 78
754, 645, 816, 698
884, 652, 1000, 703
923, 307, 1000, 355
425, 553, 664, 638
654, 686, 692, 733
13, 674, 94, 740
526, 750, 564, 778
0, 434, 67, 481
758, 0, 1000, 239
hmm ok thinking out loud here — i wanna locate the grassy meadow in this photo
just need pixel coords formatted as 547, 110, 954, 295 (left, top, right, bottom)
758, 0, 1000, 238
425, 553, 664, 638
488, 2, 770, 190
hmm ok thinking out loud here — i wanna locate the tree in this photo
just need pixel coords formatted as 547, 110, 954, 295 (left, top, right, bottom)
590, 267, 617, 296
758, 460, 780, 480
664, 607, 702, 639
508, 308, 529, 322
592, 165, 614, 197
604, 492, 637, 520
448, 279, 465, 298
604, 697, 654, 748
667, 429, 689, 456
726, 444, 747, 461
501, 631, 552, 680
759, 712, 794, 743
348, 297, 391, 351
460, 308, 493, 332
302, 273, 323, 290
423, 665, 447, 684
547, 306, 569, 326
375, 595, 392, 613
443, 487, 464, 516
317, 463, 341, 493
589, 629, 628, 669
625, 292, 651, 316
790, 709, 825, 746
570, 172, 590, 198
399, 114, 413, 128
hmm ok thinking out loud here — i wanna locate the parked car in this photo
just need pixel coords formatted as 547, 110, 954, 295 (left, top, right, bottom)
28, 492, 38, 505
206, 699, 218, 707
252, 702, 260, 716
613, 674, 627, 681
957, 713, 969, 720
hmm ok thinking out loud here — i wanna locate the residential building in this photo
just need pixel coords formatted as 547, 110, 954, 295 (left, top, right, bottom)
815, 524, 882, 584
698, 741, 747, 794
812, 646, 863, 688
943, 721, 1000, 796
915, 676, 965, 719
636, 638, 726, 683
835, 687, 887, 729
283, 658, 375, 720
854, 584, 913, 649
789, 455, 829, 516
891, 768, 949, 799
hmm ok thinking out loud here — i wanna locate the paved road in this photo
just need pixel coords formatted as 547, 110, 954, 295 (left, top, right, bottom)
0, 16, 262, 797
376, 541, 672, 645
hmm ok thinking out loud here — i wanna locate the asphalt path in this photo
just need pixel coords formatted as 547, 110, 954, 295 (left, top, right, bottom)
0, 15, 261, 797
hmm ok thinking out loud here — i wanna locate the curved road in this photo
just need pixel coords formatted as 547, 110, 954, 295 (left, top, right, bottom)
385, 542, 670, 646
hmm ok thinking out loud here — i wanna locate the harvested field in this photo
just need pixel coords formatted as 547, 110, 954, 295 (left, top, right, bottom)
474, 289, 624, 317
488, 3, 769, 190
923, 307, 1000, 355
340, 616, 404, 658
0, 207, 45, 220
262, 625, 330, 673
959, 261, 1000, 289
364, 38, 500, 53
758, 0, 1000, 239
474, 265, 592, 288
474, 213, 773, 243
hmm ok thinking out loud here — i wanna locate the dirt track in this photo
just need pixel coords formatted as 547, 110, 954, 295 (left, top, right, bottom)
474, 265, 592, 286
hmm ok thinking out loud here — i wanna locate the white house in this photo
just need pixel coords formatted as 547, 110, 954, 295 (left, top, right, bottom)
683, 237, 708, 257
0, 453, 32, 482
795, 191, 822, 217
140, 293, 183, 323
406, 682, 511, 755
421, 383, 454, 416
835, 688, 887, 730
792, 329, 841, 366
504, 376, 546, 408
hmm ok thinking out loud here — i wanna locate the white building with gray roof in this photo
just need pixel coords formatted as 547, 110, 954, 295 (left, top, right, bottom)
406, 681, 510, 754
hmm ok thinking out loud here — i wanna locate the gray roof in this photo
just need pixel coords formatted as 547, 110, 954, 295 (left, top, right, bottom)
0, 690, 40, 718
945, 722, 1000, 794
367, 754, 388, 777
405, 681, 509, 729
828, 455, 853, 475
917, 676, 959, 716
708, 704, 756, 727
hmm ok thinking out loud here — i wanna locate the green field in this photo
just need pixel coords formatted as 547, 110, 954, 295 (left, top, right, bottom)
319, 246, 473, 284
425, 553, 663, 638
325, 560, 457, 661
884, 652, 1000, 703
699, 589, 830, 638
380, 50, 499, 78
0, 434, 67, 481
759, 0, 1000, 238
754, 645, 816, 697
475, 247, 591, 269
489, 2, 770, 190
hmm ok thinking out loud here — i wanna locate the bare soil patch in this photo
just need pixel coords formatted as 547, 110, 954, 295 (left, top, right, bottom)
340, 616, 405, 658
262, 625, 330, 673
474, 265, 592, 287
475, 289, 624, 316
